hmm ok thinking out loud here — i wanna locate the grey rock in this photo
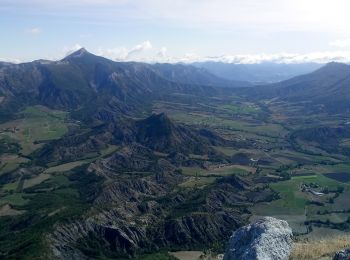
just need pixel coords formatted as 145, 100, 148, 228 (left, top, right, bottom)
334, 248, 350, 260
223, 217, 293, 260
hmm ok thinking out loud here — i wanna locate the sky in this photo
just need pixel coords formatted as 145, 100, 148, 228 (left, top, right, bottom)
2, 0, 350, 63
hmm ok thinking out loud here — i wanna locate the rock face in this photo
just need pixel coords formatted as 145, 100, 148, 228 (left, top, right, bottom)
334, 248, 350, 260
223, 217, 293, 260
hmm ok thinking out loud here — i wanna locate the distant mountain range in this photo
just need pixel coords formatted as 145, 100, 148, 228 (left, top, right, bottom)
242, 62, 350, 113
0, 49, 260, 120
0, 48, 238, 122
1, 49, 350, 119
192, 61, 323, 83
151, 62, 251, 87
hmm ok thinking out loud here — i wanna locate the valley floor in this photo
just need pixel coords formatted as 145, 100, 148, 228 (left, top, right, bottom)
1, 94, 350, 258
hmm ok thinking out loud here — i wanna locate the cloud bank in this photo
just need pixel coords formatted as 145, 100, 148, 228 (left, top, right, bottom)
97, 41, 153, 61
91, 48, 350, 64
4, 42, 350, 65
191, 52, 350, 64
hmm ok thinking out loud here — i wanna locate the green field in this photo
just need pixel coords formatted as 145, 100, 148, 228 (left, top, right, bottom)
153, 97, 350, 239
250, 172, 350, 236
0, 193, 29, 207
0, 155, 30, 176
0, 105, 68, 155
179, 176, 217, 189
45, 160, 93, 174
219, 103, 260, 114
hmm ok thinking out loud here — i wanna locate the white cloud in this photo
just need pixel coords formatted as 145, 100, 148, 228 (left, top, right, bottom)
97, 47, 128, 61
0, 57, 22, 64
119, 51, 350, 64
157, 47, 167, 58
55, 45, 350, 64
97, 41, 152, 61
5, 45, 350, 65
126, 41, 152, 58
329, 39, 350, 48
178, 51, 350, 64
25, 27, 42, 35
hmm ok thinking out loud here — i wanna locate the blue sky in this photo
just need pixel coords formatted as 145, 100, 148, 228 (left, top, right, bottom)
2, 0, 350, 63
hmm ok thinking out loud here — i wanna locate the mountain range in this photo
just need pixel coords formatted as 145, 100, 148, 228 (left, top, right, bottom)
0, 49, 254, 123
1, 49, 350, 120
241, 62, 350, 113
193, 61, 323, 83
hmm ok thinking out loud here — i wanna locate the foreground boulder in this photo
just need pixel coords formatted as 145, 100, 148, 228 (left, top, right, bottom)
223, 217, 293, 260
334, 248, 350, 260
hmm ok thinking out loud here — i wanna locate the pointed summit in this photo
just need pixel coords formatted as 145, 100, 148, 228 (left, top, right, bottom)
63, 47, 91, 60
137, 113, 175, 141
61, 47, 114, 65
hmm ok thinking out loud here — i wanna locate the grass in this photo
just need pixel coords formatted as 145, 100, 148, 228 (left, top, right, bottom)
169, 111, 286, 137
291, 235, 350, 260
219, 103, 260, 114
0, 105, 68, 155
23, 173, 51, 189
181, 165, 254, 178
46, 174, 72, 188
179, 177, 217, 189
181, 167, 204, 176
99, 145, 119, 157
326, 163, 350, 173
251, 171, 350, 236
0, 193, 29, 206
330, 190, 350, 211
0, 155, 30, 175
307, 212, 350, 224
214, 146, 237, 156
340, 139, 350, 148
179, 163, 254, 190
45, 160, 93, 174
2, 181, 20, 192
45, 145, 119, 174
169, 251, 203, 260
254, 174, 348, 216
208, 165, 255, 175
0, 166, 98, 259
0, 204, 25, 216
270, 181, 308, 214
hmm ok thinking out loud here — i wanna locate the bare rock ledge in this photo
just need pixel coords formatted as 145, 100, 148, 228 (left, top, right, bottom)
223, 217, 293, 260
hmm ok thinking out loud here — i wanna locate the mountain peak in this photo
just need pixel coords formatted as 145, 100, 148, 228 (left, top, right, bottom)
137, 113, 175, 138
146, 113, 173, 126
63, 47, 91, 60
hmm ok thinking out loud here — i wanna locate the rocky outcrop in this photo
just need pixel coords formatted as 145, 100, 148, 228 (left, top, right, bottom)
44, 125, 275, 260
334, 248, 350, 260
49, 171, 271, 259
223, 217, 293, 260
36, 113, 227, 165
